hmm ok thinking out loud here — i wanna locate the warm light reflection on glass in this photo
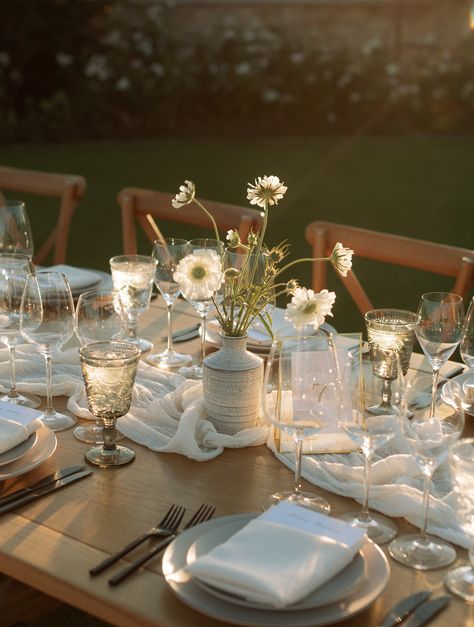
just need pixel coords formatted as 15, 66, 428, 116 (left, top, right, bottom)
470, 3, 474, 30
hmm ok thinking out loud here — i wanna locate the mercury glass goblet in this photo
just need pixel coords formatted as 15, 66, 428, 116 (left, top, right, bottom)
0, 200, 34, 257
365, 308, 416, 415
110, 254, 157, 353
80, 341, 140, 467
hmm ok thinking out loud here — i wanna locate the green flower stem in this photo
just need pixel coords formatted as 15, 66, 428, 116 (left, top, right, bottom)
192, 198, 222, 248
275, 256, 331, 277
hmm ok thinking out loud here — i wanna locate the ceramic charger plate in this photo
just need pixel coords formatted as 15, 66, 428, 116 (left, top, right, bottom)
163, 513, 390, 627
0, 424, 57, 481
0, 431, 38, 467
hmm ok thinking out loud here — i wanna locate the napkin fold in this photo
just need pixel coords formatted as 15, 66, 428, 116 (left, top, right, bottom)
0, 402, 42, 454
187, 502, 366, 608
44, 265, 101, 291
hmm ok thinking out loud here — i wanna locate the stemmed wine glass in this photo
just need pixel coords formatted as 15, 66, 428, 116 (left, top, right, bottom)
461, 297, 474, 373
262, 333, 345, 513
147, 238, 192, 369
20, 271, 76, 431
74, 289, 126, 443
445, 437, 474, 601
110, 254, 157, 353
80, 341, 140, 467
338, 349, 402, 544
0, 200, 34, 257
0, 253, 40, 408
415, 292, 464, 418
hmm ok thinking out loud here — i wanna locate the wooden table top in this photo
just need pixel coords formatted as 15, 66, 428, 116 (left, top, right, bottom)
0, 298, 473, 627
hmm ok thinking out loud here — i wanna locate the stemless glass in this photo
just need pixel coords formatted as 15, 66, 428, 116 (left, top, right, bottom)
0, 200, 34, 257
415, 292, 464, 418
110, 254, 157, 353
20, 271, 76, 431
262, 333, 345, 513
0, 253, 40, 408
147, 238, 192, 369
445, 438, 474, 601
74, 289, 126, 443
80, 341, 140, 467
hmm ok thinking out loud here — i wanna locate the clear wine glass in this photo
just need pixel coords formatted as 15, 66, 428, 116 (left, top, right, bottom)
0, 253, 40, 408
80, 341, 140, 467
415, 292, 464, 419
20, 271, 76, 431
388, 380, 465, 569
338, 350, 401, 544
0, 200, 34, 257
262, 333, 346, 513
445, 437, 474, 601
109, 254, 157, 353
147, 238, 192, 369
74, 289, 126, 444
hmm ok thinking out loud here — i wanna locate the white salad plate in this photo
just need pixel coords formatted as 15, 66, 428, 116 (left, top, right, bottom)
0, 431, 38, 467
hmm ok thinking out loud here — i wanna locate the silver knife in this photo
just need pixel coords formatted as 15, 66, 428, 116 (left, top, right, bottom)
403, 596, 450, 627
379, 590, 431, 627
0, 465, 87, 507
0, 469, 93, 515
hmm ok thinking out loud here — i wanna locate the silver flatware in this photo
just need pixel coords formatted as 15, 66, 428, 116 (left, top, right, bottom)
0, 468, 92, 515
89, 504, 185, 576
108, 503, 215, 586
379, 590, 431, 627
403, 596, 450, 627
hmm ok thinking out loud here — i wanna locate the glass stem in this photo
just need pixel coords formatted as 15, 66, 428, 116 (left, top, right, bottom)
44, 354, 55, 416
166, 303, 173, 352
8, 345, 18, 399
293, 436, 303, 496
199, 313, 208, 367
469, 544, 474, 571
429, 367, 440, 418
101, 419, 117, 453
360, 451, 372, 522
125, 315, 138, 340
381, 378, 392, 408
420, 470, 433, 542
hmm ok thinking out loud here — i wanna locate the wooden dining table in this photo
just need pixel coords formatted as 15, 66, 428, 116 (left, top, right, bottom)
0, 297, 473, 627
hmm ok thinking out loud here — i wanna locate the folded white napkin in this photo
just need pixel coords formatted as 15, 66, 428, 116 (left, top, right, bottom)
0, 402, 42, 454
187, 502, 366, 608
45, 265, 101, 291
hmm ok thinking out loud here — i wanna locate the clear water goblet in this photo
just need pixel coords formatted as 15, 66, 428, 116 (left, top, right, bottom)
415, 292, 464, 418
0, 200, 34, 257
445, 437, 474, 601
147, 238, 192, 369
110, 254, 157, 353
460, 296, 474, 408
20, 271, 76, 431
74, 289, 126, 444
0, 253, 40, 408
80, 341, 140, 467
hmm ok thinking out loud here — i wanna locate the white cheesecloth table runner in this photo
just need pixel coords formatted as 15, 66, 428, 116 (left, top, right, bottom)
0, 344, 468, 548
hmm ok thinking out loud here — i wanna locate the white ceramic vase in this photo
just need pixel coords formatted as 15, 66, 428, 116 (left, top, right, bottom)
203, 334, 264, 435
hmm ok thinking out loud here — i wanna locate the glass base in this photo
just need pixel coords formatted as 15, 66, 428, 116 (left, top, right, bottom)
147, 349, 192, 369
135, 337, 153, 353
388, 533, 456, 569
445, 565, 474, 601
85, 444, 135, 467
339, 510, 398, 545
268, 491, 331, 514
73, 421, 104, 444
0, 391, 41, 409
41, 411, 76, 432
179, 364, 203, 380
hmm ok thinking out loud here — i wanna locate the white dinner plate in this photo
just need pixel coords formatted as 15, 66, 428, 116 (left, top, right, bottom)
441, 372, 474, 415
186, 517, 365, 611
0, 431, 38, 467
0, 424, 57, 480
163, 513, 390, 627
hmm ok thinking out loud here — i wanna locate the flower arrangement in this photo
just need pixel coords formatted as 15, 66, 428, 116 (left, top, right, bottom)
172, 176, 354, 337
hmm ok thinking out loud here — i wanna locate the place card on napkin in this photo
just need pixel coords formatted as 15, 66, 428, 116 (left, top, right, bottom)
186, 501, 366, 608
45, 265, 101, 291
0, 402, 43, 454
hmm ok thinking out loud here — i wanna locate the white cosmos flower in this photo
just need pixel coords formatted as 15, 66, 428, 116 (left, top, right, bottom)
285, 287, 336, 330
246, 175, 287, 208
172, 180, 195, 208
173, 249, 223, 301
330, 242, 354, 277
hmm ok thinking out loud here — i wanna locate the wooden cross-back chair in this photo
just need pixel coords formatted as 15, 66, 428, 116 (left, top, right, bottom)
118, 187, 264, 254
305, 220, 474, 315
0, 165, 87, 265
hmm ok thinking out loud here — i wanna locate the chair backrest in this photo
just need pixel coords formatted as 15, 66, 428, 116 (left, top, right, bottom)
305, 220, 474, 315
118, 187, 263, 254
0, 165, 86, 265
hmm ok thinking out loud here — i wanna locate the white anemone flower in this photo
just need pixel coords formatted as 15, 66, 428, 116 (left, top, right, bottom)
330, 242, 354, 277
285, 287, 336, 330
173, 249, 223, 301
172, 180, 196, 208
246, 175, 287, 208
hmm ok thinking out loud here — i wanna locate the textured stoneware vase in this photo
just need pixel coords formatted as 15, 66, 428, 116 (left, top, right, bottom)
203, 334, 264, 435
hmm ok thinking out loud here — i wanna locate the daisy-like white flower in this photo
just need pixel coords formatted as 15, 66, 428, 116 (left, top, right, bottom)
330, 242, 354, 277
172, 180, 195, 208
173, 249, 223, 301
226, 229, 240, 248
285, 287, 336, 330
246, 175, 287, 208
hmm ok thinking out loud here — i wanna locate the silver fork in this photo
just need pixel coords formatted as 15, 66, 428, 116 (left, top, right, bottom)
108, 503, 215, 586
89, 504, 185, 576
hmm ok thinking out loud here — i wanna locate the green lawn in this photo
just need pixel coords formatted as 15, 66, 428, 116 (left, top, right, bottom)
2, 136, 474, 332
